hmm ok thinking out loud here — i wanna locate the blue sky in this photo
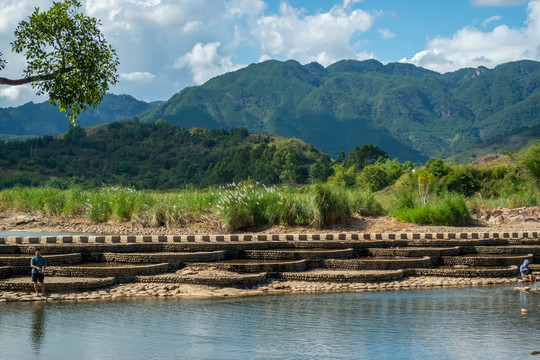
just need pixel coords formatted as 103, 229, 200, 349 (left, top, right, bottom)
0, 0, 537, 108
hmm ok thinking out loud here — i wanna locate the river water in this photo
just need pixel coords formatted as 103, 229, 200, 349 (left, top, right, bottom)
0, 286, 538, 360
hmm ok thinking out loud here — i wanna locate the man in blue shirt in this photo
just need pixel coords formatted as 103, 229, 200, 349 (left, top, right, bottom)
30, 249, 46, 297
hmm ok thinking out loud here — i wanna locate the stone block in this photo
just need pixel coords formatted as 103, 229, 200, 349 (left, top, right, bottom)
230, 235, 239, 242
324, 234, 332, 241
44, 236, 57, 244
157, 236, 168, 243
471, 233, 479, 239
447, 233, 456, 239
286, 234, 294, 241
350, 234, 359, 240
400, 233, 408, 240
7, 237, 22, 244
338, 234, 346, 240
257, 235, 267, 241
215, 235, 225, 242
26, 237, 39, 244
311, 234, 320, 241
123, 235, 136, 243
107, 236, 121, 243
60, 236, 73, 243
92, 236, 106, 243
299, 234, 308, 241
75, 236, 88, 243
436, 233, 444, 239
243, 235, 252, 242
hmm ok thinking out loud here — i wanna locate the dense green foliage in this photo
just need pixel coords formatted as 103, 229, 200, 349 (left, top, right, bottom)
0, 120, 332, 189
2, 0, 119, 122
138, 59, 540, 162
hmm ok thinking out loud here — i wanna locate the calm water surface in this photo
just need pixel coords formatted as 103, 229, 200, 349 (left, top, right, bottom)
0, 287, 538, 360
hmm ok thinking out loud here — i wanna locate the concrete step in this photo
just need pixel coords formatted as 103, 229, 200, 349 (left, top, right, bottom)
441, 254, 533, 267
0, 276, 115, 292
409, 266, 519, 278
47, 262, 169, 282
279, 269, 405, 282
243, 248, 354, 260
324, 256, 432, 270
369, 247, 460, 257
190, 259, 307, 273
136, 272, 267, 288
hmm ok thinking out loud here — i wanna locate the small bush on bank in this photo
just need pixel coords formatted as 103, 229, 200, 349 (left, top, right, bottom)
349, 189, 385, 217
311, 184, 351, 229
394, 194, 472, 226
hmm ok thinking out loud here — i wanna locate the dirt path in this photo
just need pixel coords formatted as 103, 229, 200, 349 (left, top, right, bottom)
1, 211, 539, 236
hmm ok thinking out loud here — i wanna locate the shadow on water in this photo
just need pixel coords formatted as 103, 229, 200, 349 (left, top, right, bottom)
31, 302, 46, 354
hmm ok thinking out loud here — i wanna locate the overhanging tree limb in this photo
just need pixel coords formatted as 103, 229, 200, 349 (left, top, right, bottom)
0, 0, 119, 123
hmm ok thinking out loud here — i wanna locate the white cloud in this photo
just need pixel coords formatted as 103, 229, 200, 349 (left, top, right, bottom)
251, 1, 375, 66
404, 0, 540, 73
0, 86, 20, 101
472, 0, 527, 5
173, 42, 244, 84
378, 28, 396, 39
120, 72, 155, 81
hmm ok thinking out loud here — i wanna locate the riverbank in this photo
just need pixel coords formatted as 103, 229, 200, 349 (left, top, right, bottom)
1, 209, 540, 236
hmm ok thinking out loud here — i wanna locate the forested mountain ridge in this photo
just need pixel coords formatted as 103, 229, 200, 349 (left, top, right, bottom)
137, 59, 540, 162
0, 94, 159, 138
0, 120, 337, 189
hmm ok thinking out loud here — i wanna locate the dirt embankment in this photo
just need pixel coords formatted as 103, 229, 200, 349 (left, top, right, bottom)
1, 208, 539, 236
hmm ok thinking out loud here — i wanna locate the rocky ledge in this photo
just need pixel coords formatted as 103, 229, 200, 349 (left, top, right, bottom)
0, 276, 523, 303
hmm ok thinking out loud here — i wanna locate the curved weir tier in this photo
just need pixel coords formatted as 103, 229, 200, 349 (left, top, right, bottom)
102, 251, 226, 269
242, 248, 354, 260
136, 272, 268, 288
324, 256, 433, 270
47, 263, 169, 282
368, 247, 460, 257
441, 253, 533, 267
280, 269, 405, 282
0, 276, 115, 292
410, 266, 519, 278
191, 259, 308, 273
0, 230, 539, 294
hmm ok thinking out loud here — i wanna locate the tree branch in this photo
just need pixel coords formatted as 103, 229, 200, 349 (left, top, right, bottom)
0, 67, 74, 86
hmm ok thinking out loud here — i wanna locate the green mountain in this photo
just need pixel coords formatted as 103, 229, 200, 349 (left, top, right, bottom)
0, 94, 159, 138
138, 59, 540, 162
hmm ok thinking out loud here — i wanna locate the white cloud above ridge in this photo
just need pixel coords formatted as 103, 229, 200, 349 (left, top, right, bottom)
405, 0, 540, 73
173, 42, 244, 84
120, 72, 155, 82
251, 1, 376, 66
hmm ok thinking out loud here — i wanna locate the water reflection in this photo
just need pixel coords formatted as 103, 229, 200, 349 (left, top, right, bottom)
31, 302, 46, 354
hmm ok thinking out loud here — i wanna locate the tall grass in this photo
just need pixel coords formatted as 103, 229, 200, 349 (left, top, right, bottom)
311, 184, 351, 229
394, 194, 472, 226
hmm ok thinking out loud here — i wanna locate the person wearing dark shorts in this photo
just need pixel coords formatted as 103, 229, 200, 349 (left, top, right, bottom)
30, 249, 46, 296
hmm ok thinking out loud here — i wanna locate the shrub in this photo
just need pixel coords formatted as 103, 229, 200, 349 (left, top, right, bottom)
311, 184, 351, 228
394, 194, 472, 226
349, 189, 385, 217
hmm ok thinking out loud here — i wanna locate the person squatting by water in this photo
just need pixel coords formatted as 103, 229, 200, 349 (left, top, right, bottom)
520, 259, 534, 283
30, 249, 46, 297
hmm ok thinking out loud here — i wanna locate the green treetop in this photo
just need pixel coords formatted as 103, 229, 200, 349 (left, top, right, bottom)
0, 0, 119, 122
